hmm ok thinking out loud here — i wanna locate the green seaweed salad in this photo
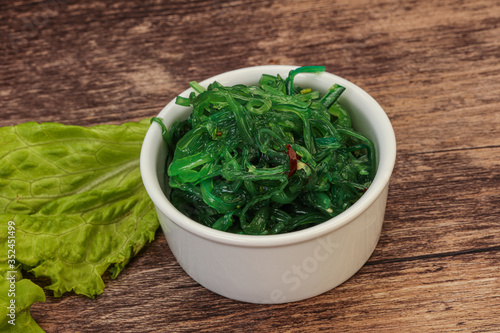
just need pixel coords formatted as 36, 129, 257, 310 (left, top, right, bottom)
152, 66, 376, 235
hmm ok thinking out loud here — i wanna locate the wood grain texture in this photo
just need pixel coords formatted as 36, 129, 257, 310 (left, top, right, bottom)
30, 244, 500, 332
1, 0, 499, 332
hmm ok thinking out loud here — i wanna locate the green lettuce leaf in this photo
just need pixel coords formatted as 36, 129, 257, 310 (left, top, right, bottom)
0, 264, 45, 333
0, 119, 158, 298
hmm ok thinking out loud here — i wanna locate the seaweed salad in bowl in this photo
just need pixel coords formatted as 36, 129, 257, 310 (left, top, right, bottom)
152, 66, 376, 235
141, 65, 396, 303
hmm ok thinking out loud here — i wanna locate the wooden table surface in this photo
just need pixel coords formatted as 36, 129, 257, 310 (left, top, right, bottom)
1, 0, 499, 332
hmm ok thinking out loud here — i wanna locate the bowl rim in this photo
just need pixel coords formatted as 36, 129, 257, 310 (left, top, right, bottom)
140, 65, 396, 248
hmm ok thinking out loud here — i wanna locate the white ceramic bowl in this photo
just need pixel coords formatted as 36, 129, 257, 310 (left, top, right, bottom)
140, 65, 396, 304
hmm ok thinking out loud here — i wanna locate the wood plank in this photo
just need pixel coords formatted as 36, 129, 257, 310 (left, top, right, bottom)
29, 238, 500, 332
1, 0, 499, 154
376, 146, 500, 259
